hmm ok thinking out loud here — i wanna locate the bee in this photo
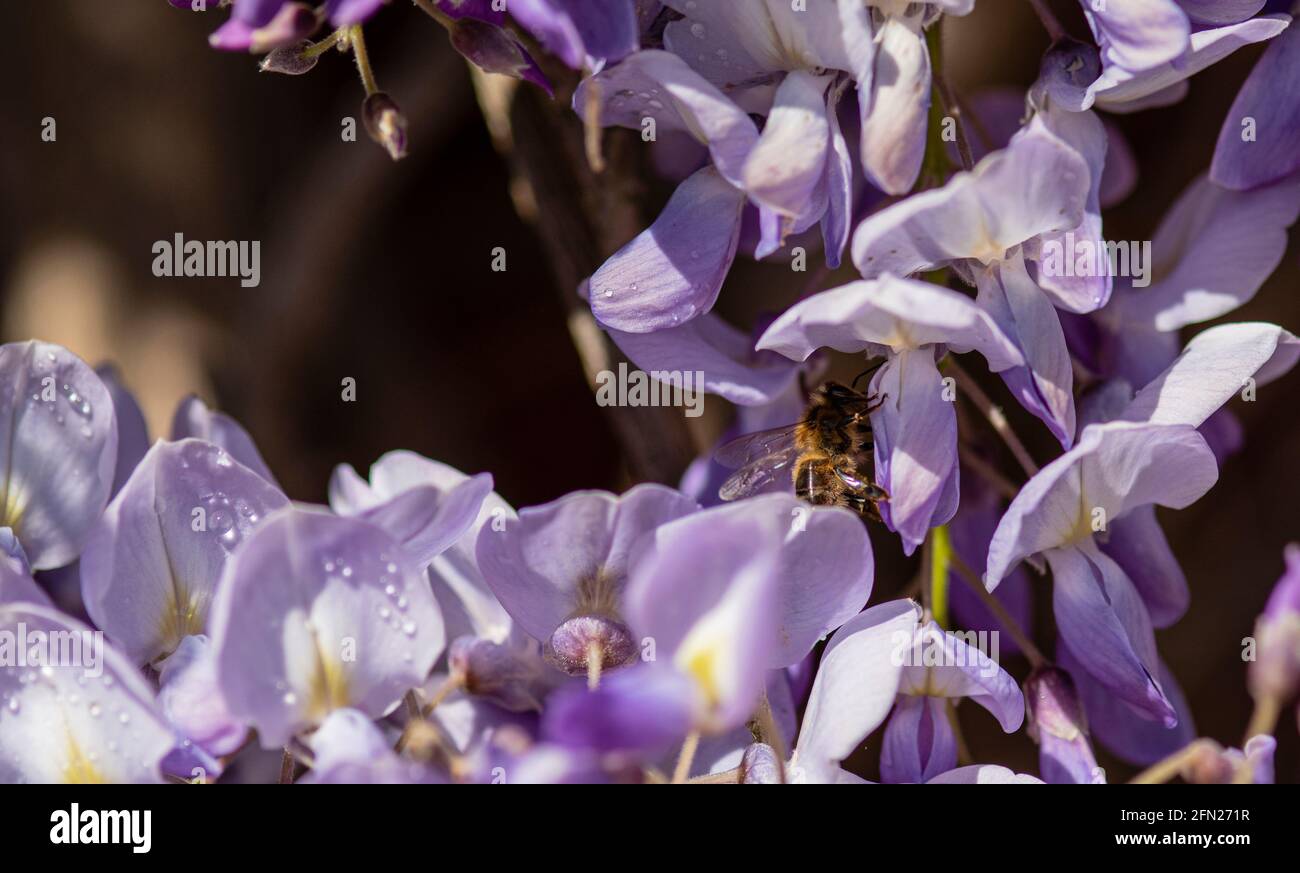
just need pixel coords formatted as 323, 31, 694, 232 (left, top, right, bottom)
714, 373, 889, 521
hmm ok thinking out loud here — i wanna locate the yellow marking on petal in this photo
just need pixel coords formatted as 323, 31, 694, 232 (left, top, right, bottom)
680, 646, 721, 710
62, 732, 107, 784
157, 585, 206, 656
0, 478, 27, 535
306, 648, 350, 720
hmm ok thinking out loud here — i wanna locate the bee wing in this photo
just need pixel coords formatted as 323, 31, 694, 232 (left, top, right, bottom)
713, 423, 801, 469
718, 444, 801, 502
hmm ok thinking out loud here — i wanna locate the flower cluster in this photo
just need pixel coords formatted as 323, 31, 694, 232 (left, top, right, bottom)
5, 0, 1291, 782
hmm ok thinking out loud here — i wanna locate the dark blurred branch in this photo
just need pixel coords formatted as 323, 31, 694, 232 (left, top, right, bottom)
471, 70, 696, 486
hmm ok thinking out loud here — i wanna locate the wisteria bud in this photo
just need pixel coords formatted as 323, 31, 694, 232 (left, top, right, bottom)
1025, 667, 1103, 784
448, 636, 546, 712
740, 743, 782, 784
1248, 544, 1300, 706
260, 41, 320, 76
449, 18, 531, 81
545, 614, 638, 677
363, 92, 408, 161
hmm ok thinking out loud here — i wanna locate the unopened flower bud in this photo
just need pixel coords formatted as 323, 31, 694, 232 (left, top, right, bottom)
1025, 667, 1103, 784
448, 635, 546, 712
740, 743, 782, 784
1249, 544, 1300, 706
363, 92, 408, 161
260, 40, 320, 76
545, 614, 638, 676
449, 18, 531, 80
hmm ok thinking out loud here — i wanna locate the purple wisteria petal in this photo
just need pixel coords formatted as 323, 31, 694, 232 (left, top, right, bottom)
448, 16, 554, 96
156, 634, 246, 759
80, 439, 289, 665
821, 78, 854, 268
589, 167, 747, 332
541, 664, 696, 754
898, 621, 1025, 733
1090, 14, 1290, 111
1113, 174, 1300, 331
0, 604, 175, 783
986, 421, 1219, 588
1117, 322, 1300, 427
331, 454, 494, 567
926, 764, 1042, 784
602, 310, 800, 407
577, 50, 760, 186
870, 350, 960, 554
975, 252, 1077, 446
1212, 21, 1300, 190
792, 599, 921, 784
622, 503, 783, 732
326, 0, 384, 26
210, 507, 445, 748
1060, 645, 1195, 767
301, 708, 440, 784
743, 71, 832, 218
210, 2, 318, 53
171, 395, 278, 487
1099, 505, 1188, 628
510, 0, 637, 70
476, 484, 698, 648
1049, 542, 1173, 724
96, 365, 149, 498
1083, 0, 1190, 75
1179, 0, 1266, 25
1026, 666, 1103, 784
757, 275, 1024, 370
880, 695, 956, 784
860, 14, 930, 195
852, 120, 1088, 274
0, 551, 49, 607
0, 341, 118, 571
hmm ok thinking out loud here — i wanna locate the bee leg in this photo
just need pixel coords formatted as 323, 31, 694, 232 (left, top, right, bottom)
866, 392, 889, 414
794, 458, 814, 502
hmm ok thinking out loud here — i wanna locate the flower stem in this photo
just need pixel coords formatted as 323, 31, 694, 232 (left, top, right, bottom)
301, 28, 346, 60
948, 356, 1040, 477
350, 24, 379, 96
1028, 0, 1067, 41
949, 550, 1047, 668
278, 747, 296, 784
1129, 739, 1216, 784
411, 0, 455, 29
672, 732, 701, 784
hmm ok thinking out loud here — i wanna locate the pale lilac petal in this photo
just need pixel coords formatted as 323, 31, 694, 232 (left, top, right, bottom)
860, 16, 930, 195
590, 168, 747, 332
880, 695, 956, 783
96, 365, 149, 498
660, 0, 786, 85
0, 604, 175, 783
1179, 1, 1265, 25
821, 78, 854, 268
926, 764, 1042, 784
1049, 543, 1174, 724
898, 621, 1025, 732
623, 503, 782, 732
986, 421, 1218, 587
1026, 666, 1103, 784
210, 507, 445, 748
476, 484, 697, 643
1099, 505, 1188, 628
541, 664, 695, 753
1118, 174, 1300, 330
156, 634, 246, 758
869, 350, 959, 555
1118, 322, 1300, 427
757, 275, 1024, 371
0, 341, 118, 570
1212, 22, 1300, 190
351, 474, 493, 567
792, 599, 921, 785
1092, 15, 1290, 111
975, 252, 1076, 446
604, 312, 800, 407
80, 439, 289, 665
301, 707, 441, 784
743, 71, 832, 218
171, 395, 278, 487
0, 550, 49, 607
1084, 0, 1190, 74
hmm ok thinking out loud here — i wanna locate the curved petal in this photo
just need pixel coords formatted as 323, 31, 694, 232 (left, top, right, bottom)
926, 764, 1042, 784
80, 439, 290, 665
1211, 21, 1300, 190
171, 395, 278, 487
0, 604, 175, 783
899, 621, 1025, 732
156, 634, 246, 758
1098, 505, 1188, 628
743, 71, 832, 218
541, 664, 696, 754
880, 695, 956, 783
509, 0, 637, 69
210, 507, 445, 748
0, 341, 118, 570
590, 168, 747, 333
860, 16, 930, 195
1084, 0, 1190, 74
476, 485, 698, 642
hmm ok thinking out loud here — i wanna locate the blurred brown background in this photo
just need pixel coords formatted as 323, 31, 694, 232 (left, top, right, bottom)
1, 0, 1296, 780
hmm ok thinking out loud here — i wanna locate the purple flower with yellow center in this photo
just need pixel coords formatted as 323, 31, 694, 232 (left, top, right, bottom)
0, 604, 176, 783
879, 618, 1024, 783
210, 506, 446, 748
0, 341, 118, 572
986, 421, 1219, 725
757, 274, 1024, 554
850, 111, 1095, 446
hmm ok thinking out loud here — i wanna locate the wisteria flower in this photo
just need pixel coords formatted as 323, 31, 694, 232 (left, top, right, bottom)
758, 274, 1024, 553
